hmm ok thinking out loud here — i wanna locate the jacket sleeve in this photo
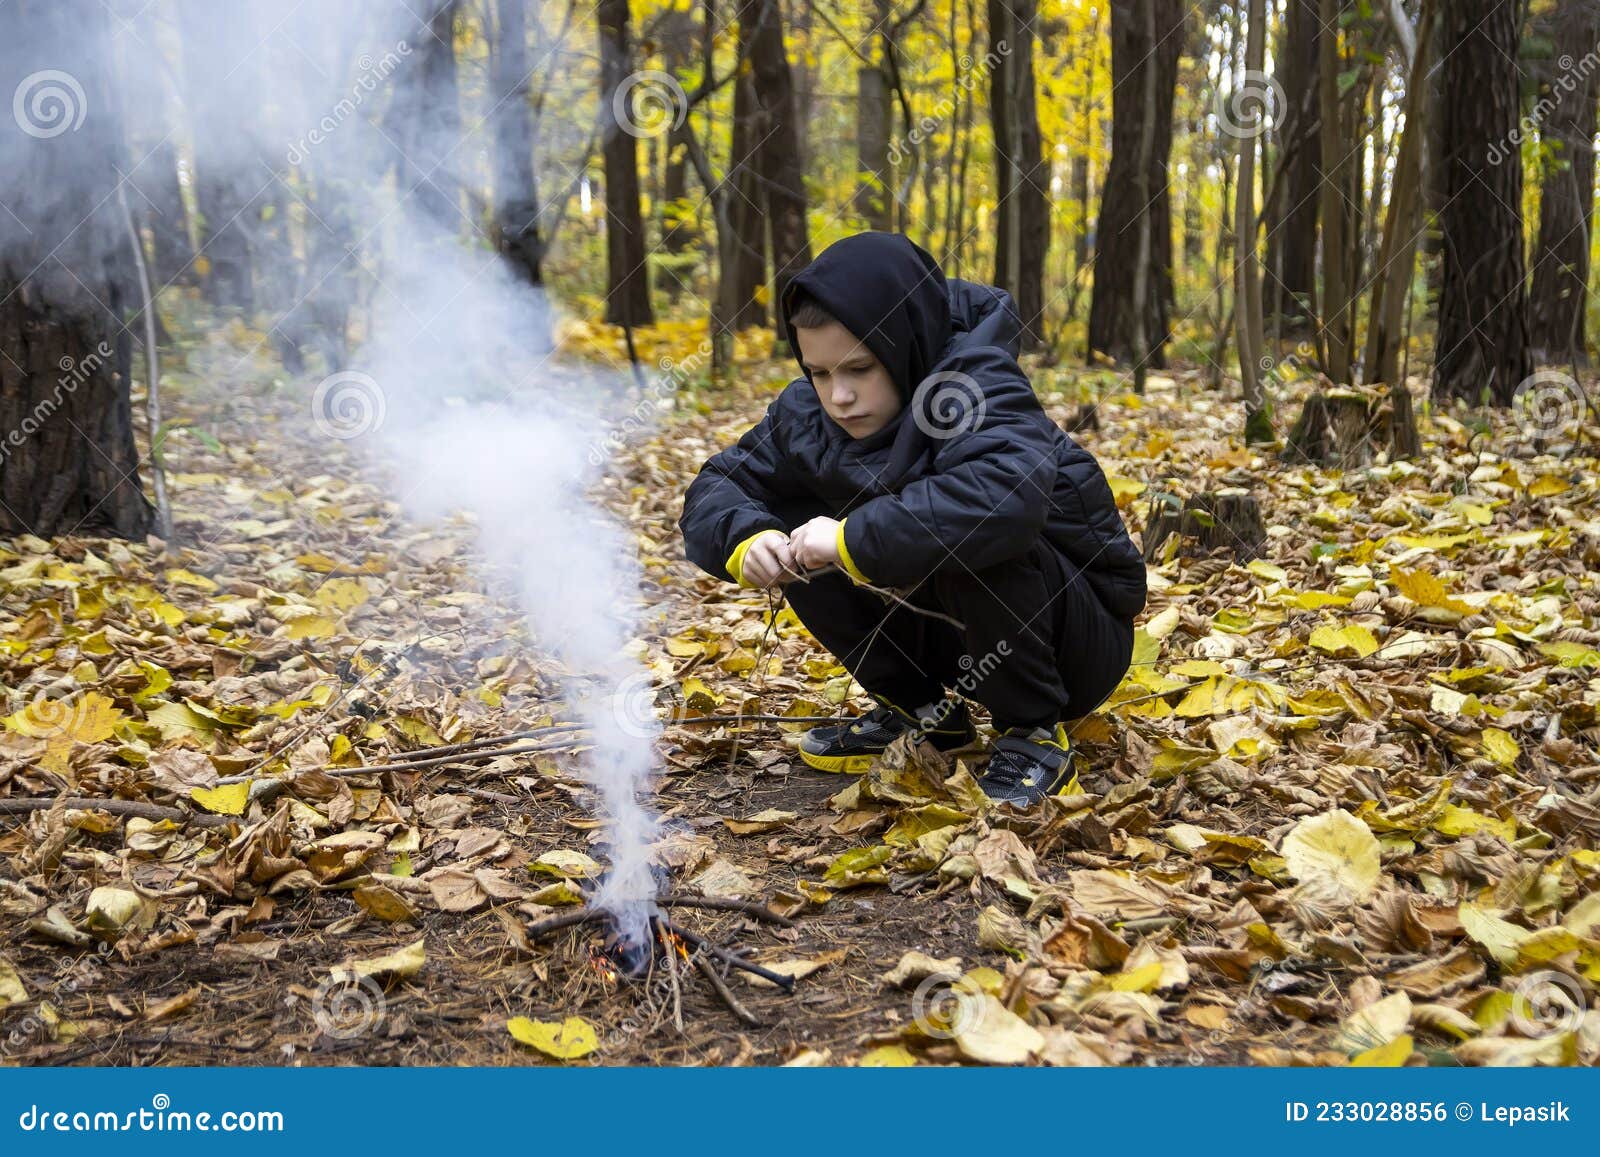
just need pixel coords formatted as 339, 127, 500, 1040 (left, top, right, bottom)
841, 389, 1057, 586
680, 404, 790, 584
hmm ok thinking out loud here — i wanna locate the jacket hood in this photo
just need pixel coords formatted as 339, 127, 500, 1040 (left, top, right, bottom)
780, 232, 951, 399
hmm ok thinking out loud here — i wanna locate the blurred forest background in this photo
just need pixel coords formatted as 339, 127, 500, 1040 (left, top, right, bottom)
4, 0, 1599, 542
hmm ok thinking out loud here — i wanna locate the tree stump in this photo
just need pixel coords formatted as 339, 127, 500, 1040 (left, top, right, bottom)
1284, 384, 1419, 467
1141, 489, 1266, 563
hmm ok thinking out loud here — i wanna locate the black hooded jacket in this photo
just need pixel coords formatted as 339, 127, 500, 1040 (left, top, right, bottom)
679, 233, 1147, 620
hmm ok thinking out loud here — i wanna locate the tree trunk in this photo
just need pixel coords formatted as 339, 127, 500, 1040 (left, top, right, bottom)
855, 65, 894, 232
1364, 0, 1435, 388
744, 0, 811, 340
987, 0, 1049, 349
1142, 491, 1266, 563
1433, 0, 1531, 405
1267, 0, 1321, 327
0, 0, 152, 539
1284, 386, 1419, 467
1088, 0, 1183, 366
1317, 0, 1353, 384
598, 0, 655, 327
721, 7, 768, 331
1527, 1, 1600, 366
178, 0, 260, 311
1236, 0, 1270, 441
491, 0, 546, 292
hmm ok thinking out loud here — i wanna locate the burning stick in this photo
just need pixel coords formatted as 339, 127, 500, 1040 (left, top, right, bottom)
654, 917, 796, 993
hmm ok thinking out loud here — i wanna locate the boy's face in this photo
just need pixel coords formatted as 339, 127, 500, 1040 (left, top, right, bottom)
796, 321, 902, 439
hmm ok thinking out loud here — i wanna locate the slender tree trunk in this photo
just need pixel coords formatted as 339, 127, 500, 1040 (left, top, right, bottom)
1088, 0, 1183, 366
1267, 0, 1320, 327
1365, 1, 1435, 387
386, 0, 462, 230
0, 0, 152, 538
491, 0, 546, 295
1433, 0, 1531, 404
987, 0, 1049, 348
744, 0, 811, 339
1236, 0, 1269, 440
178, 0, 259, 310
723, 3, 768, 330
598, 0, 655, 327
1528, 1, 1600, 366
1317, 0, 1353, 383
855, 66, 894, 231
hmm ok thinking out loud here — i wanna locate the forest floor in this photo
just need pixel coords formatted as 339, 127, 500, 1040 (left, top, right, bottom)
3, 316, 1600, 1067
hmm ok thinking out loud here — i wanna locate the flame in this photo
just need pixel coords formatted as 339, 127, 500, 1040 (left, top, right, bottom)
588, 949, 619, 983
659, 928, 690, 961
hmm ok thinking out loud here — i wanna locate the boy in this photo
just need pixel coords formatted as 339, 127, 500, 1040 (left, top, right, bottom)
680, 233, 1146, 807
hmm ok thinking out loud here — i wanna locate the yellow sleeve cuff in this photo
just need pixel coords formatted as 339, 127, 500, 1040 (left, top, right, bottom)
725, 531, 774, 589
836, 519, 870, 585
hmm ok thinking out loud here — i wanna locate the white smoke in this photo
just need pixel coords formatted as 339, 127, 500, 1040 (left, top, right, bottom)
2, 1, 662, 940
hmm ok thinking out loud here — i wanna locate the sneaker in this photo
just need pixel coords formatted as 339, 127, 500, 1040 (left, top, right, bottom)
798, 698, 977, 774
977, 724, 1080, 807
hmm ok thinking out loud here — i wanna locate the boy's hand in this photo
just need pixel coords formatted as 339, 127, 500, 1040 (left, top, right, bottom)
788, 516, 843, 572
741, 531, 801, 589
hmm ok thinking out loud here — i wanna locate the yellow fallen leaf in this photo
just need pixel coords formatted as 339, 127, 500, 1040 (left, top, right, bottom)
330, 937, 426, 982
1480, 727, 1519, 767
1281, 809, 1381, 903
0, 956, 28, 1007
313, 578, 370, 613
190, 781, 251, 815
1309, 623, 1380, 658
1351, 1033, 1413, 1066
507, 1015, 598, 1060
858, 1043, 918, 1067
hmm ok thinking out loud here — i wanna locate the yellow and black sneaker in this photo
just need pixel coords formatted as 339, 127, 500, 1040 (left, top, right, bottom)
797, 699, 977, 774
977, 724, 1079, 807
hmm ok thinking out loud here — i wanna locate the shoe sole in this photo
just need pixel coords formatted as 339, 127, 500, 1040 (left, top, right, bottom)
797, 748, 877, 774
798, 738, 986, 776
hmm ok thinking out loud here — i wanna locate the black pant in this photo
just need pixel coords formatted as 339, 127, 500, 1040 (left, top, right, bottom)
783, 540, 1134, 732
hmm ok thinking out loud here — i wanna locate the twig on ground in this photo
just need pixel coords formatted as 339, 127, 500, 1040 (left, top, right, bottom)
690, 950, 764, 1026
0, 797, 234, 829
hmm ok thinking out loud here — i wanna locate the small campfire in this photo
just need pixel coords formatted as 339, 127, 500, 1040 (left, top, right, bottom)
529, 893, 798, 1026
